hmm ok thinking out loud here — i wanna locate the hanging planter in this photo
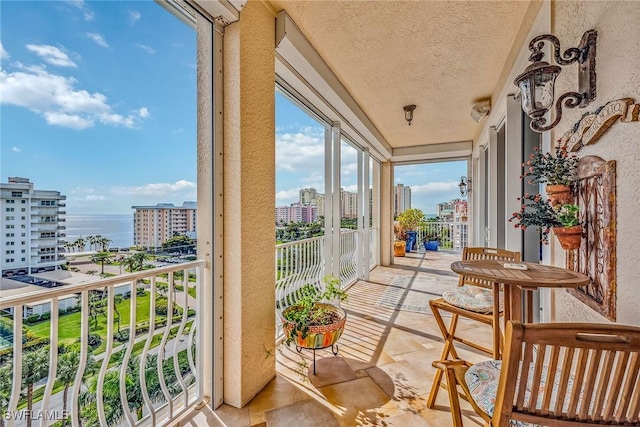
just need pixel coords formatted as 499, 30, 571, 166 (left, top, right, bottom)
553, 225, 583, 250
546, 184, 571, 206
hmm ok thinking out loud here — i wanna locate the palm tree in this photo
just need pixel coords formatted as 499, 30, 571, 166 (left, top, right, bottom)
22, 346, 50, 427
121, 255, 137, 273
131, 252, 151, 271
98, 237, 111, 251
86, 235, 97, 251
113, 295, 124, 333
74, 237, 86, 252
57, 349, 80, 427
91, 251, 113, 275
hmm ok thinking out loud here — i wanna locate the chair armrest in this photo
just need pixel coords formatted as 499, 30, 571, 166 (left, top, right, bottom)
432, 359, 472, 371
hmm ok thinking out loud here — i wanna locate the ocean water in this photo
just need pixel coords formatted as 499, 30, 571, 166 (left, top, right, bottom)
64, 214, 134, 249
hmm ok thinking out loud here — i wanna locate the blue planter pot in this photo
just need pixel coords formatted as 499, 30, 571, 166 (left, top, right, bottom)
424, 240, 439, 251
406, 231, 417, 251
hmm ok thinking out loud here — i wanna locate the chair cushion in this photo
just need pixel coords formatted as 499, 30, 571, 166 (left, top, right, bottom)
442, 285, 500, 314
465, 360, 577, 427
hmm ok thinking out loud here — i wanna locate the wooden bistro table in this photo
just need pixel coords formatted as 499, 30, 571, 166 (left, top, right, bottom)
450, 259, 590, 360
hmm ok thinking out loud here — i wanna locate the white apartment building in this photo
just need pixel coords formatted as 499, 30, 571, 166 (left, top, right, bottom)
1, 177, 66, 276
394, 184, 411, 217
132, 202, 197, 248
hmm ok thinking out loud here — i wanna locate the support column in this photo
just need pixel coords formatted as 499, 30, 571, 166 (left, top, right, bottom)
380, 161, 393, 266
223, 1, 275, 408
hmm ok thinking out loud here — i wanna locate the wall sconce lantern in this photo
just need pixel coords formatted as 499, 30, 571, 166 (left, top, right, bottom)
403, 104, 416, 126
514, 30, 597, 133
458, 176, 470, 197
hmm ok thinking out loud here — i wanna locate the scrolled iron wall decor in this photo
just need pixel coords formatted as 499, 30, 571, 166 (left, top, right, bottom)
566, 156, 616, 321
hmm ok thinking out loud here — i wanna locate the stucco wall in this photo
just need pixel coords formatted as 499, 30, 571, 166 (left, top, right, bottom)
546, 2, 640, 326
223, 1, 277, 407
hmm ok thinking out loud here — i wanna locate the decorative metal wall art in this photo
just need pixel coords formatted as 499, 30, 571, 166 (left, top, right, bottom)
566, 155, 616, 321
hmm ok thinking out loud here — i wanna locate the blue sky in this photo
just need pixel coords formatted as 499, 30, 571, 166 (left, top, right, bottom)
1, 1, 465, 216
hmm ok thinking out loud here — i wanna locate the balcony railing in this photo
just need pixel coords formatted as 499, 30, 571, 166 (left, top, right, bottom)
415, 221, 469, 251
0, 260, 206, 427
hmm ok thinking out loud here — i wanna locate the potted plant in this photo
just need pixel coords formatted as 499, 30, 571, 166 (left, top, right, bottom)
397, 208, 425, 252
393, 223, 407, 257
280, 275, 348, 357
509, 193, 560, 244
423, 233, 440, 251
522, 145, 579, 206
553, 203, 582, 250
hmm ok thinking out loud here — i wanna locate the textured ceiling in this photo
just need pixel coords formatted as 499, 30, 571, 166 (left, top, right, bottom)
269, 0, 533, 149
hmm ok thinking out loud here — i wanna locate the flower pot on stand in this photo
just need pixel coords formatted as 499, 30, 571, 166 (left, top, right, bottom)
546, 184, 571, 206
553, 225, 583, 250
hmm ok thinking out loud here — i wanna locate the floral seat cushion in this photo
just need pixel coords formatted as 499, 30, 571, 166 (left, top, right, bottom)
465, 360, 577, 427
441, 285, 501, 314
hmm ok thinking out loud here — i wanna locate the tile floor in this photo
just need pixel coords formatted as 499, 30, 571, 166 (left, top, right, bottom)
173, 250, 493, 426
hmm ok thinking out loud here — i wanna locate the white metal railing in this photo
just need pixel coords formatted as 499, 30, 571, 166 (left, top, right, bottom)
0, 260, 206, 427
415, 221, 469, 251
274, 229, 363, 311
339, 230, 357, 287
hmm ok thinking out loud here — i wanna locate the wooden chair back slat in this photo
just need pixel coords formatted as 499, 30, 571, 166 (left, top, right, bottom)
567, 348, 589, 416
593, 350, 617, 420
541, 345, 561, 416
528, 344, 547, 411
458, 247, 520, 289
553, 347, 574, 416
578, 349, 602, 420
494, 322, 640, 426
515, 342, 534, 411
604, 352, 631, 421
618, 352, 640, 423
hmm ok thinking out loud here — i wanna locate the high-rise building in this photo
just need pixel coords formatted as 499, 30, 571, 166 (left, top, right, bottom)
437, 198, 467, 221
1, 177, 66, 276
299, 188, 317, 206
132, 202, 197, 248
340, 188, 358, 219
394, 184, 411, 217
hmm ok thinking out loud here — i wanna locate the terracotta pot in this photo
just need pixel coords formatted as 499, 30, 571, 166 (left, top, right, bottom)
280, 303, 347, 349
553, 225, 583, 250
393, 240, 406, 257
546, 184, 571, 206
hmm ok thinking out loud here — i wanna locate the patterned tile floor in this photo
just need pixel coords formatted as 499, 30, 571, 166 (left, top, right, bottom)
173, 250, 493, 427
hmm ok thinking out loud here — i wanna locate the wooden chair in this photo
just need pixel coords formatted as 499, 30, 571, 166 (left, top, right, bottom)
434, 321, 640, 426
427, 247, 520, 408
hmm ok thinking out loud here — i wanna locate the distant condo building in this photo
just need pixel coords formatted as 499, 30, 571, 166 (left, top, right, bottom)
436, 198, 468, 221
132, 202, 196, 248
1, 177, 66, 277
275, 203, 318, 224
394, 184, 411, 217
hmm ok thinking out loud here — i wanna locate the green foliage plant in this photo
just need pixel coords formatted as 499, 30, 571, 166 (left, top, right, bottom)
556, 203, 581, 227
522, 145, 579, 186
281, 275, 347, 346
509, 193, 561, 243
397, 208, 425, 231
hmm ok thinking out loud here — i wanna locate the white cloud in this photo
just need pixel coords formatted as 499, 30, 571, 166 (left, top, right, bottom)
410, 181, 460, 195
136, 44, 155, 54
276, 189, 300, 205
85, 194, 106, 201
112, 180, 196, 197
65, 0, 94, 21
276, 127, 324, 173
86, 33, 109, 48
129, 10, 141, 24
26, 44, 76, 67
0, 41, 8, 60
0, 64, 148, 130
11, 147, 21, 153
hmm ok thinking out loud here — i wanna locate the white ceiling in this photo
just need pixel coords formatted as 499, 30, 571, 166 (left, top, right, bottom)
269, 0, 535, 150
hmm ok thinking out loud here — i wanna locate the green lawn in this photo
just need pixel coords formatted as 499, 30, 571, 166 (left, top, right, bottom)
26, 291, 154, 350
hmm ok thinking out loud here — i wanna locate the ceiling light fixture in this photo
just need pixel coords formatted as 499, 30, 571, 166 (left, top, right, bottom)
514, 30, 597, 133
470, 100, 491, 122
403, 105, 416, 126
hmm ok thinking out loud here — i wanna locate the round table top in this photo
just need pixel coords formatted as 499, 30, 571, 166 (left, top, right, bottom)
451, 259, 591, 289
